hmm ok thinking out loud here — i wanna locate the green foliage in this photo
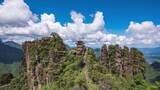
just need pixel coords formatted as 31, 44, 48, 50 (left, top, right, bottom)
0, 67, 28, 90
41, 45, 160, 90
0, 62, 21, 76
49, 32, 66, 50
108, 45, 116, 73
42, 53, 85, 90
2, 33, 159, 90
0, 73, 14, 86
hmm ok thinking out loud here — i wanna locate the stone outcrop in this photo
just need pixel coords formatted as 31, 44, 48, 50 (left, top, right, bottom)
23, 33, 146, 90
100, 45, 109, 65
100, 44, 145, 79
23, 33, 66, 90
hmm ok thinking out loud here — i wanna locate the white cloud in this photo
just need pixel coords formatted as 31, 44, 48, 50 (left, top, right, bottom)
0, 9, 110, 45
44, 11, 107, 43
0, 0, 37, 26
41, 13, 55, 23
71, 11, 84, 23
127, 21, 157, 33
125, 21, 160, 47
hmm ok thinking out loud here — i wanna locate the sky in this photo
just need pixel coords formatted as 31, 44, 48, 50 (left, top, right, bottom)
0, 0, 160, 48
24, 0, 160, 34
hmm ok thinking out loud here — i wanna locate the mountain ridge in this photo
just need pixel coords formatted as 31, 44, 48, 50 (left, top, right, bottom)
21, 33, 152, 90
0, 33, 160, 90
4, 41, 22, 50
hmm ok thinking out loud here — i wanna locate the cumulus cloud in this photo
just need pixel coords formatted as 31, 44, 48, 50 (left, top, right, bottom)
0, 0, 37, 26
0, 5, 108, 45
125, 21, 160, 47
0, 0, 159, 48
52, 11, 106, 41
71, 11, 84, 23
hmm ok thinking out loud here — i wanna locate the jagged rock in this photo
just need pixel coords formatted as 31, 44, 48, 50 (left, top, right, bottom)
100, 44, 146, 79
23, 33, 146, 90
121, 46, 132, 79
23, 33, 66, 90
114, 45, 123, 75
100, 44, 109, 65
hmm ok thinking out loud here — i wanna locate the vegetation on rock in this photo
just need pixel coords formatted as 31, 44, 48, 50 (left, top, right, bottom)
1, 33, 160, 90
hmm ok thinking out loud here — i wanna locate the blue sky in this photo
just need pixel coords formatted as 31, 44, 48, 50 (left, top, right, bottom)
0, 0, 160, 47
24, 0, 160, 34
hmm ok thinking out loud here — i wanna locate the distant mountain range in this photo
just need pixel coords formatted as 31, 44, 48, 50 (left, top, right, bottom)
0, 41, 22, 64
138, 47, 160, 56
139, 47, 160, 63
151, 61, 160, 71
4, 41, 22, 50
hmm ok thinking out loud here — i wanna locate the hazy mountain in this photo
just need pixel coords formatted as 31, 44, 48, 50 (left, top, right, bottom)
139, 47, 160, 63
4, 41, 22, 50
0, 42, 22, 64
138, 47, 160, 56
151, 61, 160, 71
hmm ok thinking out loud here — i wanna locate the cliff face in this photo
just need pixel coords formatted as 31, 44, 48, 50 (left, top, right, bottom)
100, 45, 146, 80
23, 33, 146, 90
23, 33, 66, 90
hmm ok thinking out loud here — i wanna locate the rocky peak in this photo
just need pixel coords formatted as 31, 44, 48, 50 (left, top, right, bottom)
23, 33, 66, 90
100, 44, 146, 79
22, 33, 146, 90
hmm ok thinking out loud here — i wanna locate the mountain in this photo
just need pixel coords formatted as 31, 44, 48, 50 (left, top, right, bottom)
4, 41, 22, 49
0, 41, 22, 78
138, 47, 160, 56
139, 47, 160, 63
2, 33, 158, 90
0, 42, 22, 64
0, 33, 160, 90
151, 61, 160, 71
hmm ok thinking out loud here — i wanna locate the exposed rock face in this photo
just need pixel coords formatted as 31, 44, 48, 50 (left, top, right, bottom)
114, 45, 123, 76
23, 33, 66, 90
23, 33, 146, 90
100, 45, 108, 65
100, 44, 146, 79
121, 46, 132, 79
130, 48, 146, 79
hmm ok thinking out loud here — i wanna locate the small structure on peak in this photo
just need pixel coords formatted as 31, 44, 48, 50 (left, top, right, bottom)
76, 41, 86, 55
76, 41, 85, 48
